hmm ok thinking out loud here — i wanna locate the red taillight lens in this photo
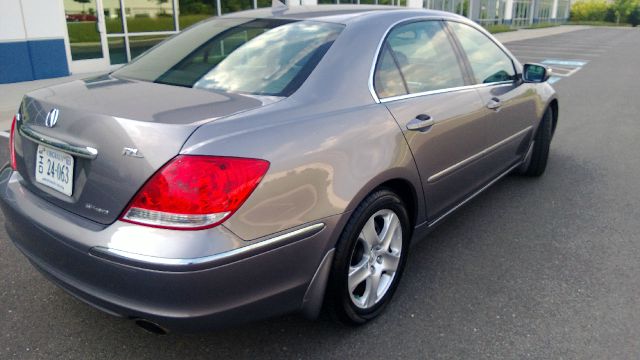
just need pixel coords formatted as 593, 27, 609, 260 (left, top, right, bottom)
121, 155, 269, 230
9, 115, 17, 171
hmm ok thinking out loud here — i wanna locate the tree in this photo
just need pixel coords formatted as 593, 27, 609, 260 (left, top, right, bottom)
570, 0, 609, 21
629, 5, 640, 26
612, 0, 637, 23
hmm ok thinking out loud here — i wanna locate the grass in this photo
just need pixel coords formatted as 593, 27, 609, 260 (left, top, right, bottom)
566, 20, 632, 26
526, 22, 560, 29
486, 24, 516, 34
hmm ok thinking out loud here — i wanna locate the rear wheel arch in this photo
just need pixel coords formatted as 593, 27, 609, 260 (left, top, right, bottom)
344, 175, 422, 234
376, 178, 418, 229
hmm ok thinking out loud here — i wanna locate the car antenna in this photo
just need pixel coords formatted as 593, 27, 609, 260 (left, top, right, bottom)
272, 0, 288, 15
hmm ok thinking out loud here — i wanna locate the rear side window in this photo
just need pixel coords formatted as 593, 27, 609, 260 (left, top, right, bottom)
374, 20, 465, 99
447, 22, 516, 84
113, 19, 343, 97
374, 45, 409, 99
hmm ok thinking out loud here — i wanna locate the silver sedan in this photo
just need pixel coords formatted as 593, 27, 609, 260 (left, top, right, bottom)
1, 5, 557, 333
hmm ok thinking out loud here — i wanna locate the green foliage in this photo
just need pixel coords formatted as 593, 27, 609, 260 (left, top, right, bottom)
567, 20, 631, 25
455, 0, 469, 17
526, 22, 559, 29
179, 0, 215, 14
612, 0, 637, 22
629, 5, 640, 26
570, 0, 610, 21
571, 0, 640, 24
604, 7, 617, 22
485, 24, 515, 33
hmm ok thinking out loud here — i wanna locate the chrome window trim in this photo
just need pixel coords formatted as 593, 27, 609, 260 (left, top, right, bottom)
367, 17, 519, 104
427, 125, 533, 183
368, 16, 443, 104
90, 223, 325, 271
379, 81, 514, 104
444, 20, 519, 86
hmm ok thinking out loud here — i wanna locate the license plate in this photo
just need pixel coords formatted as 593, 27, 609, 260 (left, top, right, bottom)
35, 145, 74, 196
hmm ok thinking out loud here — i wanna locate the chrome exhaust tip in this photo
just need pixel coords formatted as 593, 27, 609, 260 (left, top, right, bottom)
134, 318, 168, 335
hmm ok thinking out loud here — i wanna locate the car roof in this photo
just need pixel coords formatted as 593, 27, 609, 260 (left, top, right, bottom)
221, 5, 465, 24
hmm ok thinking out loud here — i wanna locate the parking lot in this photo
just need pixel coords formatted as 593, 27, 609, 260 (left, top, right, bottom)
1, 27, 640, 359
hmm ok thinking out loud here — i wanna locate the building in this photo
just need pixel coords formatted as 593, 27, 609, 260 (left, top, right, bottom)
0, 0, 571, 84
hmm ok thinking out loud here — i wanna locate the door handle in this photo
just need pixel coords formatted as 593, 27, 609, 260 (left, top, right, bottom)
406, 114, 434, 132
486, 97, 502, 110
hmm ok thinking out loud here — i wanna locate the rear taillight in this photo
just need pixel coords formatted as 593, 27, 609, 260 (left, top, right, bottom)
9, 115, 17, 171
121, 155, 269, 230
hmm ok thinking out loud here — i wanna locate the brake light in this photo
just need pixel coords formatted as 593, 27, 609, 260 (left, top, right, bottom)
121, 155, 269, 230
9, 115, 17, 171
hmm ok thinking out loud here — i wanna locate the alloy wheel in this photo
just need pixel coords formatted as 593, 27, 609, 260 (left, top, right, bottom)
347, 209, 403, 309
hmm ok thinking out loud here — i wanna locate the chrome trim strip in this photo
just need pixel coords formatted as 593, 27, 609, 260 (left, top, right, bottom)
92, 223, 325, 270
18, 124, 98, 160
427, 126, 532, 183
368, 15, 444, 104
380, 81, 513, 104
367, 15, 519, 104
428, 161, 522, 228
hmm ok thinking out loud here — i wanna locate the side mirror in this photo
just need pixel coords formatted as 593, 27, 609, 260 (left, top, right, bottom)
522, 63, 551, 83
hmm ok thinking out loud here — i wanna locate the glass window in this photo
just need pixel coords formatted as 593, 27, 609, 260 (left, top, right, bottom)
374, 46, 408, 99
113, 19, 343, 97
374, 21, 465, 97
125, 0, 176, 32
64, 0, 104, 60
178, 0, 213, 29
128, 34, 170, 59
448, 22, 515, 84
107, 37, 127, 64
103, 0, 124, 34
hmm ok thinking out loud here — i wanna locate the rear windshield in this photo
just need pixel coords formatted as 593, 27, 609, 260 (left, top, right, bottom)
112, 18, 343, 97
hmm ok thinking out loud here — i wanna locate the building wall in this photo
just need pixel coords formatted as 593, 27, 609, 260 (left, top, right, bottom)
0, 0, 70, 84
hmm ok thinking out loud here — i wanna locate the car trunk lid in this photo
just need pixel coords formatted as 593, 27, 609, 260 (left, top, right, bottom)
13, 75, 268, 224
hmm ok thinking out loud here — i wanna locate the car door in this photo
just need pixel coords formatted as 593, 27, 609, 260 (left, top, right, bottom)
446, 21, 538, 176
373, 20, 496, 221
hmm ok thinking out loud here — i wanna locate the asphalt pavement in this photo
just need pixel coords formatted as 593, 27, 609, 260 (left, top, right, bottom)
1, 27, 640, 359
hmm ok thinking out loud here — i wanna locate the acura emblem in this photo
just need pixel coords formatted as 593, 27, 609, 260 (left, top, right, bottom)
45, 108, 59, 128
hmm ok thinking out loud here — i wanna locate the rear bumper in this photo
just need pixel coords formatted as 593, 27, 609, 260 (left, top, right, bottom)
0, 168, 340, 332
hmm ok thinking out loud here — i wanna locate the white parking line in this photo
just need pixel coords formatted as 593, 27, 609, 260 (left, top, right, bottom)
510, 50, 602, 57
0, 132, 9, 138
507, 44, 608, 51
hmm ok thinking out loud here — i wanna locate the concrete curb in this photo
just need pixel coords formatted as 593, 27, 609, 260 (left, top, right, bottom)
494, 25, 592, 43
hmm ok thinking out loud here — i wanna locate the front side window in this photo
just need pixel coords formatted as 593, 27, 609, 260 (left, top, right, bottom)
374, 20, 466, 99
113, 19, 343, 97
447, 22, 516, 84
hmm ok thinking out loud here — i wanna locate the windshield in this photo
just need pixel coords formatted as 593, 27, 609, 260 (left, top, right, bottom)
112, 18, 343, 97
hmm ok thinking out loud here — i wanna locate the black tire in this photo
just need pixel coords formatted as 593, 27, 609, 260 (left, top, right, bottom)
325, 189, 411, 325
520, 107, 553, 177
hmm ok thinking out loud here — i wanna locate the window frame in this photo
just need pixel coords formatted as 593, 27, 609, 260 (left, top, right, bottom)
368, 17, 521, 104
443, 20, 519, 86
370, 18, 473, 102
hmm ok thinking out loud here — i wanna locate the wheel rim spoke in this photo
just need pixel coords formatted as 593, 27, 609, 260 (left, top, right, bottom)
348, 261, 370, 293
380, 214, 400, 250
366, 271, 382, 307
382, 251, 401, 273
360, 217, 379, 248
